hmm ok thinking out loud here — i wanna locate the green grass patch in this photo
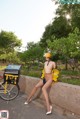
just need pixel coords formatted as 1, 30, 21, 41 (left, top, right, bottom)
59, 78, 80, 86
21, 69, 41, 78
21, 66, 80, 86
60, 70, 79, 76
0, 66, 6, 70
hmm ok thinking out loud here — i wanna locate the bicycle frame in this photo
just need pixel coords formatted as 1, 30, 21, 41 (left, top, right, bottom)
0, 65, 21, 101
0, 80, 19, 101
0, 82, 9, 94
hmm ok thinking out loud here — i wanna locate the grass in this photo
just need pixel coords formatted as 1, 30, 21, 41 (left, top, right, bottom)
60, 70, 80, 76
21, 66, 80, 86
59, 78, 80, 86
21, 69, 41, 78
0, 66, 6, 70
0, 65, 80, 86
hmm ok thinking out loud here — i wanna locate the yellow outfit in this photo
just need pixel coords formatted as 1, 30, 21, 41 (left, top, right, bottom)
41, 69, 59, 82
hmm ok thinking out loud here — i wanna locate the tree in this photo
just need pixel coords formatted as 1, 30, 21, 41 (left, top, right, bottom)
40, 2, 80, 48
47, 28, 80, 70
0, 30, 22, 53
27, 42, 36, 50
20, 42, 44, 64
55, 3, 80, 30
0, 30, 22, 63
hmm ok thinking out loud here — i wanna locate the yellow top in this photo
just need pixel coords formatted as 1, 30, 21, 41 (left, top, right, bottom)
41, 69, 59, 82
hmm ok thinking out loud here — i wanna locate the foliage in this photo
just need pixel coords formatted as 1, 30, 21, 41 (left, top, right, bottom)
40, 2, 80, 48
0, 30, 22, 63
0, 52, 21, 63
0, 30, 22, 53
40, 16, 71, 47
27, 42, 36, 50
47, 28, 80, 69
56, 4, 80, 30
21, 66, 80, 86
19, 42, 44, 63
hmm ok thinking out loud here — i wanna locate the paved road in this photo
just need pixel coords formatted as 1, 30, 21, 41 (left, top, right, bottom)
0, 93, 79, 119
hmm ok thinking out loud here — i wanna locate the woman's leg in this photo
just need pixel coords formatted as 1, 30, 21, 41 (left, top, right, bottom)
26, 80, 43, 103
42, 79, 52, 112
48, 86, 52, 106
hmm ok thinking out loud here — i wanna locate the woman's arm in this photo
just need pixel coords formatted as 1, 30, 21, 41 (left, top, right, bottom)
53, 62, 56, 69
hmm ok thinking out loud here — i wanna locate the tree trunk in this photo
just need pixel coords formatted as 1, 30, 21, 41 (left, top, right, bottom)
65, 59, 68, 70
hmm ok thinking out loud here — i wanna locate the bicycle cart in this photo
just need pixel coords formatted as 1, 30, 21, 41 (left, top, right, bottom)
0, 65, 21, 101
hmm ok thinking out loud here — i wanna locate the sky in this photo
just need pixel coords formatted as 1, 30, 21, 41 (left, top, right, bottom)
0, 0, 58, 50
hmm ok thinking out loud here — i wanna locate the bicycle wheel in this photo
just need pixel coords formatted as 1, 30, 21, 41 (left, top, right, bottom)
0, 84, 19, 101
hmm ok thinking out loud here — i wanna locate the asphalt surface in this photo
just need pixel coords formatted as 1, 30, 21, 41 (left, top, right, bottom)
0, 92, 80, 119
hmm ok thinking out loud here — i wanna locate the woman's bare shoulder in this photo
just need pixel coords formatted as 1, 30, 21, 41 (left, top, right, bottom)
51, 61, 56, 68
51, 61, 55, 64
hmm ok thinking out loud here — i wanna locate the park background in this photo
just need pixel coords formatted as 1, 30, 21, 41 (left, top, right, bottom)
0, 0, 80, 85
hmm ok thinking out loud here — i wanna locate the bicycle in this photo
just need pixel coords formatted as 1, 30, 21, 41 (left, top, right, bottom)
0, 75, 20, 101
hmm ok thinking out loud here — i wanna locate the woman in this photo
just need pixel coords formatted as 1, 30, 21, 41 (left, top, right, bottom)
24, 53, 56, 115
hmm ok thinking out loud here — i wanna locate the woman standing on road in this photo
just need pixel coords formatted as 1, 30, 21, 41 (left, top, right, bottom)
25, 53, 56, 115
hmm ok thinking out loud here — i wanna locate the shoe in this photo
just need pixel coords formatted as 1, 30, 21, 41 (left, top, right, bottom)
46, 105, 52, 115
24, 101, 28, 105
24, 98, 32, 105
46, 110, 52, 115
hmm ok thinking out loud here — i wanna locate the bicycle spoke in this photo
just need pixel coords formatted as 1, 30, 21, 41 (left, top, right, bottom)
0, 84, 19, 101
